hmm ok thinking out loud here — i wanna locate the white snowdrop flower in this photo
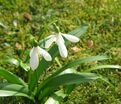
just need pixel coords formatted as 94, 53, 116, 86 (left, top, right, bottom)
30, 46, 52, 71
45, 32, 80, 58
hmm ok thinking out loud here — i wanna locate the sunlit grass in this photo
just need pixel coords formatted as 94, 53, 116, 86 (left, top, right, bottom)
0, 0, 121, 103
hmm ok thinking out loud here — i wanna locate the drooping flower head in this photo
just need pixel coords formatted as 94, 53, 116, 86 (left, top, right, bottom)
45, 32, 80, 58
30, 46, 52, 71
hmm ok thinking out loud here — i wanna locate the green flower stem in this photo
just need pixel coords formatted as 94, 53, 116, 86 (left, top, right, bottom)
55, 57, 62, 67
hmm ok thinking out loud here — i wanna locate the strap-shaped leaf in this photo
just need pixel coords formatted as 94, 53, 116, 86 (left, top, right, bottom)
38, 73, 99, 100
0, 90, 28, 97
51, 55, 109, 77
44, 73, 99, 87
0, 83, 33, 100
0, 67, 26, 86
29, 26, 88, 91
85, 65, 121, 72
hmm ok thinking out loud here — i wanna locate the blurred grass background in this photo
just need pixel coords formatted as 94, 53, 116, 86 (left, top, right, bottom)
0, 0, 121, 103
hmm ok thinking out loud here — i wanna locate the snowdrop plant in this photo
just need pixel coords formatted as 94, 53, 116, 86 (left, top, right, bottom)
0, 26, 121, 104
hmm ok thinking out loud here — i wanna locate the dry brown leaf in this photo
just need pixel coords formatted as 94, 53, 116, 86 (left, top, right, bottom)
23, 12, 32, 21
87, 40, 94, 48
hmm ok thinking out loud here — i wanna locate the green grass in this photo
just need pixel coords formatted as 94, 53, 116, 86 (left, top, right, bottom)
0, 0, 121, 103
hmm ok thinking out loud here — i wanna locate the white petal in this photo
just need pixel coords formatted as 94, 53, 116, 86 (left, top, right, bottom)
62, 33, 80, 43
57, 41, 68, 58
45, 35, 56, 48
30, 48, 39, 71
55, 33, 67, 58
56, 32, 65, 44
37, 46, 52, 61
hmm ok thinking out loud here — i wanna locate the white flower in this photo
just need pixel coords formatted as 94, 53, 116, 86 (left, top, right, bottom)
30, 46, 52, 71
45, 32, 80, 58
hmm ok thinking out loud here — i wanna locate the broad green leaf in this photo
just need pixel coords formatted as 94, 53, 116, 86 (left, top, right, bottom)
38, 73, 99, 100
45, 73, 99, 87
0, 83, 33, 100
29, 26, 88, 91
85, 65, 121, 72
44, 73, 113, 103
0, 67, 26, 86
